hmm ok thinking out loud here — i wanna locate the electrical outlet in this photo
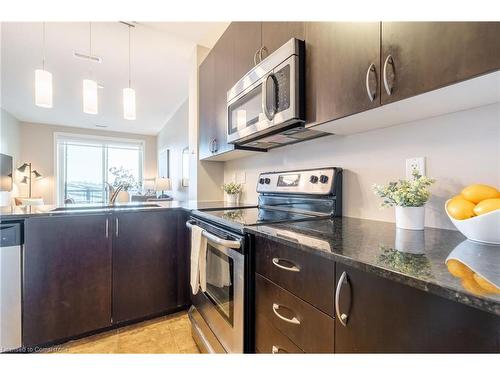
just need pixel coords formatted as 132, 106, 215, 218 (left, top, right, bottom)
236, 171, 246, 184
406, 157, 425, 179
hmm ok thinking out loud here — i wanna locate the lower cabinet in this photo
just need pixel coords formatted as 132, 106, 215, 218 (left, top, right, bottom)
335, 264, 500, 353
23, 215, 112, 347
22, 210, 190, 347
112, 210, 186, 323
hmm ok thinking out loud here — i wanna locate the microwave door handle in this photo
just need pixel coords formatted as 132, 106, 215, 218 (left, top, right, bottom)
262, 74, 277, 121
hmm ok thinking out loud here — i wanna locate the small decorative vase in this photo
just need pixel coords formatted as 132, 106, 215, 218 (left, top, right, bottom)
395, 206, 425, 231
226, 193, 240, 205
116, 190, 130, 203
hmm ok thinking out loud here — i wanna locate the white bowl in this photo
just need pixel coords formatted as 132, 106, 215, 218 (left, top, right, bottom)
445, 199, 500, 245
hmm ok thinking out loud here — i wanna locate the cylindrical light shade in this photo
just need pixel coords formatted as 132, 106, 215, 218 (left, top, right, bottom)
35, 69, 53, 108
123, 87, 136, 120
154, 177, 171, 191
83, 79, 98, 114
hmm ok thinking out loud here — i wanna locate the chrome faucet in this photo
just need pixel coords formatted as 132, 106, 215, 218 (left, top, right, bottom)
105, 182, 124, 205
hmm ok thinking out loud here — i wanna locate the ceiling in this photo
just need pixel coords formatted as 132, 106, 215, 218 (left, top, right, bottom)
0, 22, 228, 135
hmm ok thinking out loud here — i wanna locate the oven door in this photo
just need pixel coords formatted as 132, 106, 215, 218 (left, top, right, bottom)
189, 223, 244, 353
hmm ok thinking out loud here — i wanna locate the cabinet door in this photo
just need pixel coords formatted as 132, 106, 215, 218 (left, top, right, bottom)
23, 215, 112, 347
381, 22, 500, 104
231, 22, 262, 82
198, 50, 216, 160
305, 22, 381, 126
112, 210, 180, 323
261, 22, 305, 56
213, 27, 235, 156
335, 264, 500, 353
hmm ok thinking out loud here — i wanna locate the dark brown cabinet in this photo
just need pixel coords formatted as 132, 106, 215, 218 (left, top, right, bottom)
198, 50, 216, 160
23, 215, 112, 347
112, 210, 185, 323
381, 22, 500, 104
305, 22, 381, 126
231, 22, 262, 83
335, 264, 500, 353
261, 22, 305, 57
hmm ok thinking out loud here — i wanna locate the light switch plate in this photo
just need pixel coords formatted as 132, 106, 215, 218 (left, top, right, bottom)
406, 157, 425, 179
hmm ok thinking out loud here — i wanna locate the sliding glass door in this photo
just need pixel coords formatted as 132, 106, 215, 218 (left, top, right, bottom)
56, 134, 144, 205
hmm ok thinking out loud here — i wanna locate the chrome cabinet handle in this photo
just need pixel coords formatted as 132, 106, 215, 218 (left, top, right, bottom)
254, 48, 262, 65
272, 303, 300, 325
259, 46, 268, 62
115, 217, 119, 237
383, 54, 395, 96
209, 137, 218, 153
105, 218, 109, 238
335, 271, 349, 327
272, 258, 300, 272
365, 63, 377, 102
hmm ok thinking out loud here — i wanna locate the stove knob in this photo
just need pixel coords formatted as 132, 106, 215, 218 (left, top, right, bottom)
259, 178, 265, 184
309, 175, 319, 184
264, 178, 271, 184
319, 175, 329, 184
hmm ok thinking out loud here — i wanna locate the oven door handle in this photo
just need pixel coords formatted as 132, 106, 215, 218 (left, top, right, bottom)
186, 221, 241, 249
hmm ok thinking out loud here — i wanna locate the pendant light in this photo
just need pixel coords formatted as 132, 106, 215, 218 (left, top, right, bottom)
83, 22, 98, 114
123, 23, 136, 120
35, 22, 53, 108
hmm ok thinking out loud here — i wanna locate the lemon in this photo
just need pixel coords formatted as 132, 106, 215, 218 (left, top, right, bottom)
473, 274, 500, 294
461, 184, 499, 204
473, 198, 500, 216
446, 198, 476, 220
461, 278, 487, 296
446, 259, 473, 279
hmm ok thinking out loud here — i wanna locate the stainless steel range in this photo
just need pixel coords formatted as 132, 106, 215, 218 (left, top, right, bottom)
186, 167, 342, 353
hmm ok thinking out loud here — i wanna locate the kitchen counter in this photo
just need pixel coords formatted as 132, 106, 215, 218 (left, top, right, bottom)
245, 217, 500, 316
0, 200, 257, 220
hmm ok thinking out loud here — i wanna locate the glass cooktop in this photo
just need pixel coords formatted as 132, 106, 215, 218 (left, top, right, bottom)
199, 207, 326, 227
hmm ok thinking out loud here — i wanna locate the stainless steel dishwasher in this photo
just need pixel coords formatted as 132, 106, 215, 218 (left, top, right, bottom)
0, 222, 22, 352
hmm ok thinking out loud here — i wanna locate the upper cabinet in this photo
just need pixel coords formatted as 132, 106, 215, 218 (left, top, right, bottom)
198, 50, 216, 160
261, 22, 305, 57
305, 22, 381, 126
231, 22, 262, 84
381, 22, 500, 104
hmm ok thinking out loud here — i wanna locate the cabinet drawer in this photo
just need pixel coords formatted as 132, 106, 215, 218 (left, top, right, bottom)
255, 273, 334, 353
256, 314, 303, 354
255, 236, 334, 316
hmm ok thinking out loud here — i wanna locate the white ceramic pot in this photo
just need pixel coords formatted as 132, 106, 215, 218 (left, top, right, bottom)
395, 206, 425, 231
226, 193, 240, 205
116, 190, 130, 203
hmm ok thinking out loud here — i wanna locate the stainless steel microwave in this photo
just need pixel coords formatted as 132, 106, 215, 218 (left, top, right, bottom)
226, 38, 325, 150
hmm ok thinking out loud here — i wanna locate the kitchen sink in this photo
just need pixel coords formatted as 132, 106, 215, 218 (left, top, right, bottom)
50, 203, 162, 212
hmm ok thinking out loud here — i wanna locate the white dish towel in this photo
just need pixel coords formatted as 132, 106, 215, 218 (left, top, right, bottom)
190, 225, 207, 294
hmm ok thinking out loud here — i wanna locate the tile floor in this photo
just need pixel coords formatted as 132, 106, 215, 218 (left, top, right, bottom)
44, 311, 200, 354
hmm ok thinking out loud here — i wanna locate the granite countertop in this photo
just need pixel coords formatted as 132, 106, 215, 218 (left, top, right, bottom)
245, 217, 500, 316
0, 200, 257, 219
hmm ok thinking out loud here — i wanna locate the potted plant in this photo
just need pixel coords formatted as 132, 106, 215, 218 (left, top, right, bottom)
373, 170, 435, 230
222, 182, 243, 204
109, 167, 138, 203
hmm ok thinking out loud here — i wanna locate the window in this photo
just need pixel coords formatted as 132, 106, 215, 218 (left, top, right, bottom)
56, 133, 144, 204
158, 148, 170, 179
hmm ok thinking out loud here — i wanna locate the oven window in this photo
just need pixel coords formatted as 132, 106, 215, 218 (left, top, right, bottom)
228, 83, 264, 137
205, 244, 234, 325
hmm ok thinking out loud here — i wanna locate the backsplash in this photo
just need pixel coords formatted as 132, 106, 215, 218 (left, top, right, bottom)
224, 103, 500, 230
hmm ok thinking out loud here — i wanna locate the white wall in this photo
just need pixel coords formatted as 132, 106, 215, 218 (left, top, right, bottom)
19, 122, 158, 204
0, 108, 21, 205
224, 103, 500, 230
157, 99, 189, 201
